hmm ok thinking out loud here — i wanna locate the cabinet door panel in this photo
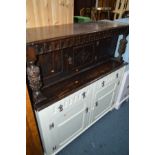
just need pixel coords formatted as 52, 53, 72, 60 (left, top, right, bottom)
49, 96, 86, 150
72, 43, 95, 71
92, 82, 117, 122
38, 51, 63, 78
36, 109, 58, 155
93, 91, 114, 120
57, 108, 85, 146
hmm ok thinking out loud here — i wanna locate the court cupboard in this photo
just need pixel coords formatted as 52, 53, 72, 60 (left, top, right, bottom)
26, 19, 128, 155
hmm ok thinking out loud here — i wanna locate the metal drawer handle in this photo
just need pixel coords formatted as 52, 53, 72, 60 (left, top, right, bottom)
82, 92, 86, 99
102, 81, 105, 87
53, 145, 57, 151
116, 73, 119, 78
49, 123, 54, 130
58, 105, 63, 112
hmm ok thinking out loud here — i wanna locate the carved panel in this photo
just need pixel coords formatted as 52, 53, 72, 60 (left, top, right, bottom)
35, 40, 61, 55
32, 29, 125, 56
73, 43, 95, 71
33, 33, 119, 86
94, 36, 118, 62
37, 51, 63, 80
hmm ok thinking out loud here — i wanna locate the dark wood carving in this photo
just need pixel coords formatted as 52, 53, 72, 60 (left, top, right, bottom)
117, 34, 128, 62
73, 43, 94, 70
26, 20, 129, 110
26, 47, 46, 104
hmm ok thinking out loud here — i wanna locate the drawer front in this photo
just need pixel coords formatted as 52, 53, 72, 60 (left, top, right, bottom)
74, 85, 92, 103
96, 66, 125, 90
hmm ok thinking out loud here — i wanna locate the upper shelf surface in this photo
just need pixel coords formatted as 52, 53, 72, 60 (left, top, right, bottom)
26, 20, 128, 44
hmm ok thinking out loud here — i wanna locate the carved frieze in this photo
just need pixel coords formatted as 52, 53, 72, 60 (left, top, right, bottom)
31, 29, 126, 55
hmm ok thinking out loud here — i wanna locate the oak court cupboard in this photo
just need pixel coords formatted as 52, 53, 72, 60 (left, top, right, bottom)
26, 20, 129, 155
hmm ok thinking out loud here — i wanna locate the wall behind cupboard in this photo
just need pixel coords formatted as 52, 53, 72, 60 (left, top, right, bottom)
26, 0, 74, 28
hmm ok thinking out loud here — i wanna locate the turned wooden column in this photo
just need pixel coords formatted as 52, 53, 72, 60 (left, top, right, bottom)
117, 33, 128, 62
26, 46, 46, 104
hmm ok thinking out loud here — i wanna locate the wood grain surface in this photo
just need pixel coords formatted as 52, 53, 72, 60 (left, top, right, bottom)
26, 87, 43, 155
26, 0, 74, 28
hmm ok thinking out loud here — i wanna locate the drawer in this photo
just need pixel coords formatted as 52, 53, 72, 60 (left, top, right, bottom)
52, 85, 92, 115
69, 85, 92, 104
39, 85, 93, 119
96, 67, 125, 90
53, 97, 69, 114
39, 97, 69, 118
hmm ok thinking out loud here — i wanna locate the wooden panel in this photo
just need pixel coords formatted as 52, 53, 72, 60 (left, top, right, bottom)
95, 36, 118, 61
37, 51, 63, 79
26, 87, 43, 155
27, 0, 74, 28
73, 43, 95, 70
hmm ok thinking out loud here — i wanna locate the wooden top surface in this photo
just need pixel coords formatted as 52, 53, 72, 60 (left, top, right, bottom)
26, 20, 128, 44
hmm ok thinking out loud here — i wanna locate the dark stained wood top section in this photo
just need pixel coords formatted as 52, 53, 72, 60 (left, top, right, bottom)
27, 20, 128, 44
34, 59, 127, 111
26, 20, 129, 111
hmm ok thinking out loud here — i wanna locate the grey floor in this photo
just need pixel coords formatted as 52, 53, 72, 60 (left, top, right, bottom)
57, 101, 129, 155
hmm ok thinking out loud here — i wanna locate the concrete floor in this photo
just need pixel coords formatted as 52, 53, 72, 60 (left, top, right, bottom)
57, 101, 129, 155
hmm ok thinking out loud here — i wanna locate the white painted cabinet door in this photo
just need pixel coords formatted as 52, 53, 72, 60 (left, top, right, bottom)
54, 99, 86, 149
36, 86, 93, 155
91, 81, 118, 122
54, 85, 93, 150
90, 66, 125, 123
